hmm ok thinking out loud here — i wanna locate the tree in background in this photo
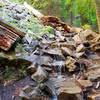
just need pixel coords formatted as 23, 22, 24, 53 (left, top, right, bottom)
10, 0, 98, 31
95, 0, 100, 33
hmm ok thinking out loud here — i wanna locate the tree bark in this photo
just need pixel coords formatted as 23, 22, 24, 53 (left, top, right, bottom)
95, 0, 100, 33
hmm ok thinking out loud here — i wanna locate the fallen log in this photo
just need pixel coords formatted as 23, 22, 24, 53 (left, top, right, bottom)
40, 16, 71, 33
0, 19, 25, 37
0, 19, 26, 51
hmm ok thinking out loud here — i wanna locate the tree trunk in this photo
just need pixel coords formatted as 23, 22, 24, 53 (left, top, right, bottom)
95, 0, 100, 33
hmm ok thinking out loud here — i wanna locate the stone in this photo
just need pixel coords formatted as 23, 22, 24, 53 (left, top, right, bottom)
91, 42, 100, 52
19, 91, 30, 100
37, 56, 53, 66
73, 33, 83, 43
13, 5, 25, 13
56, 78, 82, 100
57, 79, 82, 94
42, 48, 65, 60
31, 66, 48, 83
42, 48, 62, 56
65, 56, 76, 72
82, 29, 98, 41
88, 93, 100, 100
74, 52, 84, 58
51, 42, 75, 50
58, 93, 82, 100
70, 27, 83, 33
22, 85, 33, 93
76, 44, 85, 52
61, 47, 73, 56
27, 64, 37, 74
77, 79, 92, 88
86, 67, 100, 81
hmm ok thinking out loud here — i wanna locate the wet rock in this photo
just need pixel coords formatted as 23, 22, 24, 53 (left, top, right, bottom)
31, 66, 48, 83
77, 79, 92, 88
30, 96, 49, 100
70, 27, 83, 33
73, 33, 83, 43
81, 29, 98, 41
37, 56, 53, 66
27, 64, 37, 74
86, 67, 100, 81
88, 93, 100, 100
76, 44, 85, 52
91, 42, 100, 52
61, 47, 73, 56
22, 85, 33, 93
13, 5, 25, 13
42, 48, 62, 56
74, 52, 84, 58
20, 86, 49, 100
38, 83, 53, 97
51, 42, 75, 50
65, 56, 76, 72
58, 93, 83, 100
19, 91, 30, 100
42, 67, 52, 73
56, 79, 82, 100
13, 13, 26, 20
42, 48, 65, 60
57, 79, 82, 94
30, 87, 42, 97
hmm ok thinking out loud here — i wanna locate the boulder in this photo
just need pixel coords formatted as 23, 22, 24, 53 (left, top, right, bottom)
27, 64, 37, 74
31, 66, 48, 83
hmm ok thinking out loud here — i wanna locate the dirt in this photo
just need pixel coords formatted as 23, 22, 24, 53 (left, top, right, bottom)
0, 76, 33, 100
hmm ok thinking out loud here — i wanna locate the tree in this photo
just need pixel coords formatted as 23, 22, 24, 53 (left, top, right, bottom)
95, 0, 100, 33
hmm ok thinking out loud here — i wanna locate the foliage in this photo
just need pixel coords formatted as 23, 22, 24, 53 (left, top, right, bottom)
7, 0, 99, 30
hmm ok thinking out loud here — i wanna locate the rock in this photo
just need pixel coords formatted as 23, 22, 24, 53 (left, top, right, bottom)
88, 93, 100, 100
91, 42, 100, 52
42, 67, 52, 73
20, 86, 49, 100
77, 79, 92, 88
37, 56, 53, 66
42, 48, 65, 60
22, 85, 33, 93
30, 87, 42, 97
30, 96, 49, 100
56, 79, 82, 100
42, 60, 65, 73
27, 64, 37, 74
13, 13, 26, 20
58, 93, 83, 100
42, 48, 62, 56
31, 66, 48, 83
51, 42, 75, 50
57, 79, 82, 94
13, 5, 25, 13
19, 91, 30, 100
86, 67, 100, 81
76, 44, 85, 52
65, 56, 76, 72
74, 52, 84, 58
70, 27, 83, 33
81, 29, 98, 41
73, 33, 83, 43
42, 80, 57, 97
61, 47, 73, 56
